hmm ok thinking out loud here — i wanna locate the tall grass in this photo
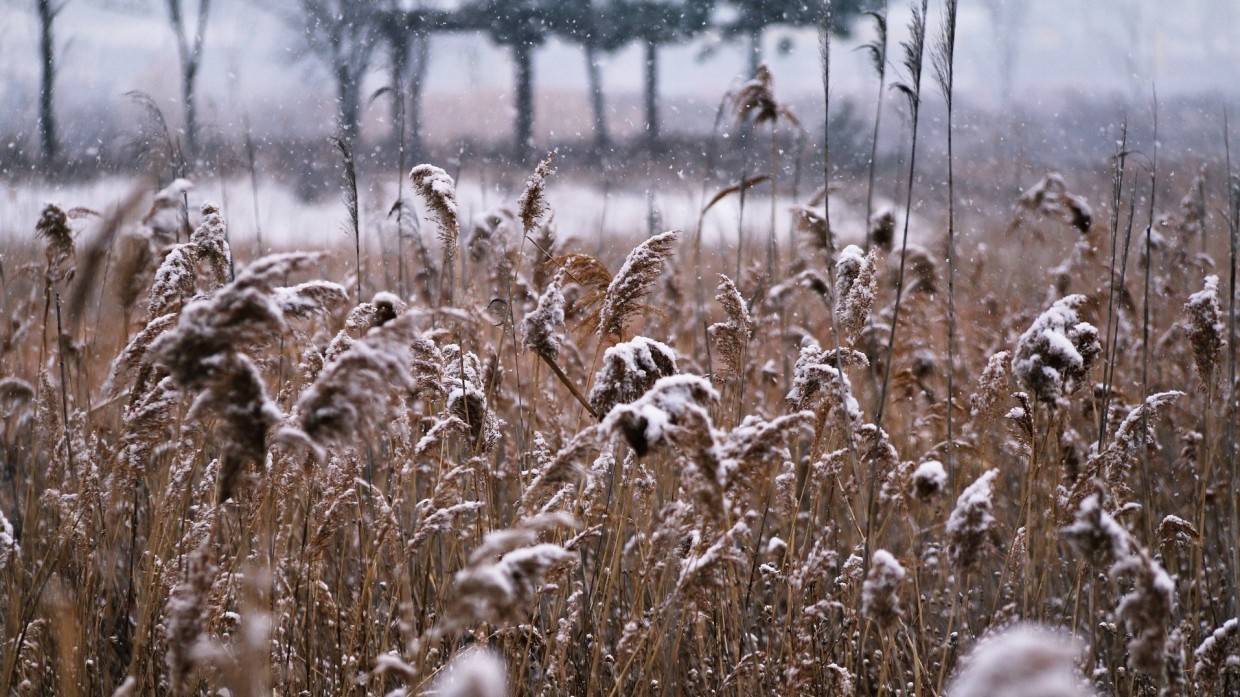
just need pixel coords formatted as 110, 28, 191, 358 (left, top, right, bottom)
1, 31, 1238, 697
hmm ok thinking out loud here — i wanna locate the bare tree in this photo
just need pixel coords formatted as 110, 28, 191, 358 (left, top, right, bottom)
295, 0, 380, 142
981, 0, 1026, 113
463, 0, 555, 162
600, 0, 715, 148
165, 0, 211, 165
549, 0, 626, 153
376, 3, 440, 158
35, 0, 68, 169
724, 0, 864, 77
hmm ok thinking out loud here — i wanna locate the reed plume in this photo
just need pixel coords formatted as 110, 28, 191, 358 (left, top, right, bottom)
597, 230, 679, 339
861, 549, 905, 628
946, 468, 999, 570
588, 335, 678, 419
1012, 295, 1101, 405
1185, 274, 1225, 386
285, 312, 420, 459
410, 163, 460, 266
947, 624, 1094, 697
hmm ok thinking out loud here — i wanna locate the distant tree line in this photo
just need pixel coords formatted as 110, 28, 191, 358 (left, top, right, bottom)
29, 0, 865, 170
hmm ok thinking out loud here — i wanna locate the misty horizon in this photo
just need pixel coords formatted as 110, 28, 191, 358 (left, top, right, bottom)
2, 0, 1237, 158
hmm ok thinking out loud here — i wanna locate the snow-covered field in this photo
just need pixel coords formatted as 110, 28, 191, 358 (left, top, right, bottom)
2, 172, 924, 258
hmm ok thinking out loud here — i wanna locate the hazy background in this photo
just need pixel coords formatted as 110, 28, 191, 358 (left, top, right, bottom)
1, 0, 1238, 256
1, 0, 1237, 154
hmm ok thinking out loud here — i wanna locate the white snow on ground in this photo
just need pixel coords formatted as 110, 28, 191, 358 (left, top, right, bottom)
2, 175, 931, 258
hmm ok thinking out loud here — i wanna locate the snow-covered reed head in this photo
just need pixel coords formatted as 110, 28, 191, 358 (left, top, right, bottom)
517, 152, 555, 234
946, 469, 999, 570
707, 274, 753, 378
434, 646, 509, 697
165, 540, 216, 693
288, 311, 420, 459
0, 506, 18, 571
142, 178, 193, 243
731, 63, 797, 128
588, 335, 678, 420
1193, 618, 1240, 694
523, 271, 565, 360
189, 203, 232, 288
1110, 390, 1183, 456
968, 350, 1010, 421
597, 231, 679, 339
1060, 491, 1129, 568
443, 515, 576, 633
947, 623, 1094, 697
602, 374, 719, 458
36, 202, 75, 287
903, 243, 939, 295
870, 208, 896, 251
443, 344, 503, 449
1012, 295, 1100, 405
409, 164, 460, 264
911, 460, 947, 501
1015, 173, 1092, 234
786, 337, 866, 430
834, 245, 878, 345
1184, 274, 1225, 386
861, 549, 905, 628
147, 202, 235, 319
1112, 547, 1177, 678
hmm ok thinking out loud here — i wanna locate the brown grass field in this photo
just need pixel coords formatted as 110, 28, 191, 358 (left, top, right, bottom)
2, 37, 1240, 697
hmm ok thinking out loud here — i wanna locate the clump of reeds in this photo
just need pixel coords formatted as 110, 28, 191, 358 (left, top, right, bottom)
1012, 295, 1101, 404
150, 252, 317, 500
284, 311, 420, 459
1061, 486, 1179, 680
1012, 173, 1093, 234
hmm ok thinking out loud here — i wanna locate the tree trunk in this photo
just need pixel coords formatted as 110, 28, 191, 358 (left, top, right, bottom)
513, 40, 534, 163
643, 38, 659, 148
337, 64, 361, 142
182, 61, 199, 163
388, 31, 409, 152
37, 0, 58, 169
409, 32, 430, 159
585, 42, 608, 152
748, 26, 763, 76
166, 0, 210, 167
